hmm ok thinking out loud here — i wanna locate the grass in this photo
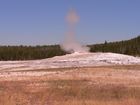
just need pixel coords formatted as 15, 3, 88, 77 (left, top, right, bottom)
0, 65, 140, 105
47, 80, 140, 100
0, 80, 140, 105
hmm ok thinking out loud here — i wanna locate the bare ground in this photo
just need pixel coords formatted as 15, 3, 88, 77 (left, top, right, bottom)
0, 65, 140, 105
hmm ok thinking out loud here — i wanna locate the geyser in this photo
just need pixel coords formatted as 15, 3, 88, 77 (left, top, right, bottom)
61, 9, 89, 53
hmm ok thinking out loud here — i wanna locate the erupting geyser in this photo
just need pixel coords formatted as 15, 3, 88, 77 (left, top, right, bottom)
61, 9, 89, 53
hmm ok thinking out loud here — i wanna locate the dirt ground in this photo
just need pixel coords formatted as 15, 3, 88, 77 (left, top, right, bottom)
0, 65, 140, 105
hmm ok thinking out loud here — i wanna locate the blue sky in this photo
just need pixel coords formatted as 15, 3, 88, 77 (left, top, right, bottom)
0, 0, 140, 45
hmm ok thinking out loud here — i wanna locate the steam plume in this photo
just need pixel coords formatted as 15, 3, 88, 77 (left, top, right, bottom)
61, 9, 89, 53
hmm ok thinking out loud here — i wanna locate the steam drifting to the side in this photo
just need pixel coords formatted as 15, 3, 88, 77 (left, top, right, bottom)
61, 9, 89, 53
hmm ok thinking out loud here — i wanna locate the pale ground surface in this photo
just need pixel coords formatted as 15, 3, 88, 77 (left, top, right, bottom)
0, 53, 140, 105
0, 52, 140, 71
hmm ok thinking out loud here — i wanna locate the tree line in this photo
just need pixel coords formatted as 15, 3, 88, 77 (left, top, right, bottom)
89, 35, 140, 56
0, 35, 139, 60
0, 45, 66, 60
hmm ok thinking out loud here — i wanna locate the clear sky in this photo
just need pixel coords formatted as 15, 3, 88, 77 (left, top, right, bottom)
0, 0, 140, 45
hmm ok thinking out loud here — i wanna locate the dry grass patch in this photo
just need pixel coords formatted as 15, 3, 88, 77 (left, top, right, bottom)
0, 65, 140, 105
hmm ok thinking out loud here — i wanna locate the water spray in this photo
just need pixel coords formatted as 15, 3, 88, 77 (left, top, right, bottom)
61, 9, 89, 53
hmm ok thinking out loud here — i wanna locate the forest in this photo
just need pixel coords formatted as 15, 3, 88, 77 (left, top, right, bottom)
89, 35, 140, 56
0, 36, 139, 60
0, 45, 66, 60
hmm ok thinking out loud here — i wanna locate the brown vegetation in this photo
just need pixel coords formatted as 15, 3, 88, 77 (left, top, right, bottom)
0, 65, 140, 105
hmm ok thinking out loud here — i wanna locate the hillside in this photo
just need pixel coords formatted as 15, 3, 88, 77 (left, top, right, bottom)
0, 36, 139, 60
89, 35, 140, 56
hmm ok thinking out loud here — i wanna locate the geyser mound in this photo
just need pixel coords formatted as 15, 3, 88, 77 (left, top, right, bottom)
61, 9, 89, 53
0, 52, 140, 71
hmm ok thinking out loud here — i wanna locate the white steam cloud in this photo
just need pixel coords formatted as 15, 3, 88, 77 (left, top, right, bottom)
61, 9, 89, 53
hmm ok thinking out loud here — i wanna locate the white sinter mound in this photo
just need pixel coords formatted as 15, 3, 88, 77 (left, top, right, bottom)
0, 52, 140, 71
